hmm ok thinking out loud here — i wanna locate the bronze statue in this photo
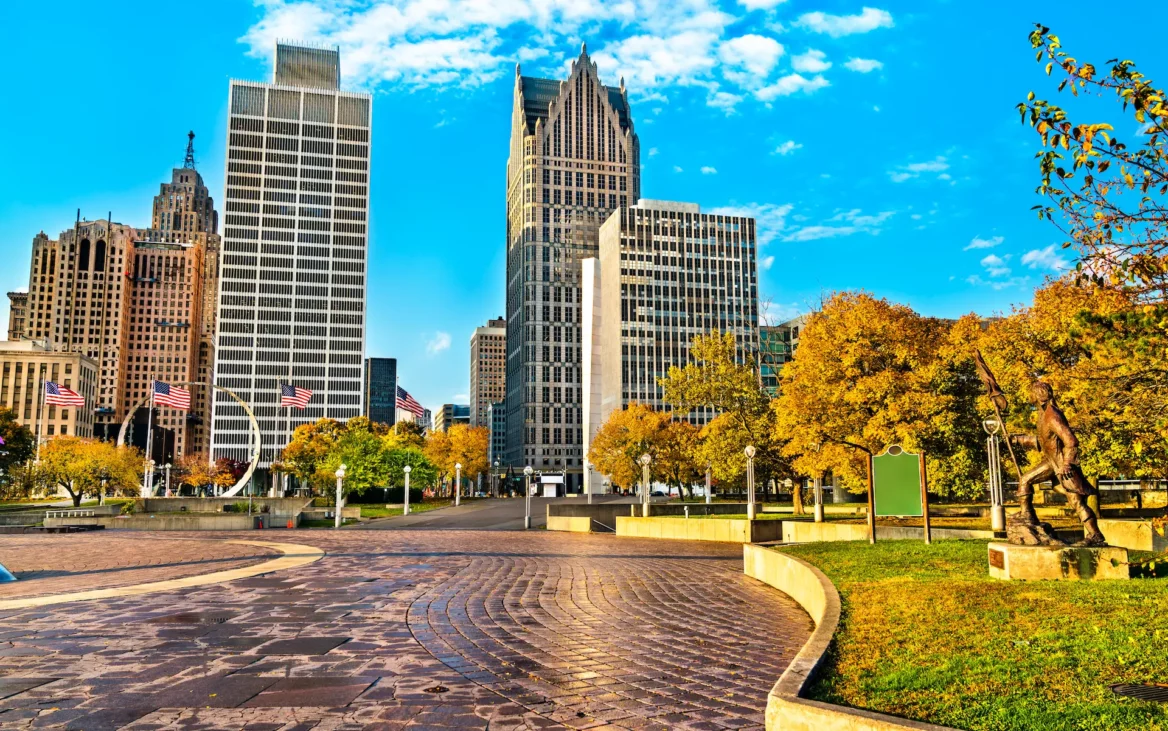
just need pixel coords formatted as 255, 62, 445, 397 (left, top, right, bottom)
974, 351, 1106, 547
1009, 381, 1106, 546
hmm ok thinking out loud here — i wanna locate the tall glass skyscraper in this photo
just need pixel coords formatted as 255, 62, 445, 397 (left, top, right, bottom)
363, 357, 397, 426
212, 43, 371, 466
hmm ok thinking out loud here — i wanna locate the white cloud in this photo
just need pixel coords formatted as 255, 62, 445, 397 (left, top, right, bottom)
649, 147, 659, 156
888, 156, 950, 183
707, 90, 744, 113
244, 0, 852, 111
710, 202, 794, 245
844, 57, 883, 73
796, 7, 894, 37
791, 49, 831, 74
453, 393, 469, 402
719, 34, 785, 81
780, 208, 895, 241
426, 331, 451, 356
701, 166, 718, 174
756, 73, 829, 100
1021, 244, 1071, 272
979, 254, 1011, 278
673, 165, 684, 173
760, 255, 775, 270
773, 140, 803, 155
965, 235, 1004, 251
739, 0, 788, 9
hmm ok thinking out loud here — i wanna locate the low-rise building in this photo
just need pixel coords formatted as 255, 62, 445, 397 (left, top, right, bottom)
433, 403, 470, 433
0, 340, 97, 439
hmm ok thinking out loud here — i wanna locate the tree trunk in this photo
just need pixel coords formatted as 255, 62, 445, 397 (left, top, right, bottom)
792, 482, 805, 515
64, 482, 82, 507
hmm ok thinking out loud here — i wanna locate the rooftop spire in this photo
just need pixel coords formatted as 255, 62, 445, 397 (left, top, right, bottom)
182, 131, 196, 169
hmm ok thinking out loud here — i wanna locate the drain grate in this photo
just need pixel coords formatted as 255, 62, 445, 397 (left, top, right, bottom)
423, 685, 449, 694
147, 612, 232, 625
1110, 683, 1168, 702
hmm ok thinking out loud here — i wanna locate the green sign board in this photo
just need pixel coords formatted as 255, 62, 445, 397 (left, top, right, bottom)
872, 446, 923, 517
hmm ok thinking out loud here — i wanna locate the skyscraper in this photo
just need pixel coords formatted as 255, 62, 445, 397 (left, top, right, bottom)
22, 221, 135, 437
582, 200, 760, 482
469, 317, 505, 427
363, 357, 397, 425
129, 133, 221, 456
504, 45, 640, 489
212, 43, 372, 468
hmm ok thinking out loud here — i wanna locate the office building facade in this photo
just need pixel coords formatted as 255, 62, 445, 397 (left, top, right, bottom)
504, 45, 640, 488
470, 317, 505, 427
487, 401, 506, 465
433, 403, 470, 433
759, 315, 806, 397
363, 357, 397, 425
583, 200, 759, 470
0, 340, 97, 439
22, 222, 135, 437
212, 43, 372, 466
7, 292, 26, 340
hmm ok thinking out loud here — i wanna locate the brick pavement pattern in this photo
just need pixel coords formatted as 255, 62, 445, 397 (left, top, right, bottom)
0, 530, 811, 730
0, 536, 276, 600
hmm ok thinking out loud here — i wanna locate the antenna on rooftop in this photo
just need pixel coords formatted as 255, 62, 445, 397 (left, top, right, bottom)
183, 131, 196, 169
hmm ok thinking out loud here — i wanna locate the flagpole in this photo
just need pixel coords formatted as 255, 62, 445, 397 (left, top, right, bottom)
143, 378, 155, 497
35, 367, 46, 463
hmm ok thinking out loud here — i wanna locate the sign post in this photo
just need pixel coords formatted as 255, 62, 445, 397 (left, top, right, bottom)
872, 445, 931, 544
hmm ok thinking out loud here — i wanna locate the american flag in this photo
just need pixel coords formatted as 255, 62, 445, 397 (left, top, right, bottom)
152, 380, 191, 410
45, 382, 85, 407
280, 383, 313, 409
396, 386, 425, 418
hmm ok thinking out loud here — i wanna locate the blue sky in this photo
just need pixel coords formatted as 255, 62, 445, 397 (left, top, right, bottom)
3, 1, 1164, 416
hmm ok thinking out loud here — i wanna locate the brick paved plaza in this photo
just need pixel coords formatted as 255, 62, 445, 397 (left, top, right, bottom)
0, 530, 811, 730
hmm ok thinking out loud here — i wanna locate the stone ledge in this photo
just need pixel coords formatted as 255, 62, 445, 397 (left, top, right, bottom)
743, 544, 960, 731
987, 542, 1128, 581
617, 515, 783, 543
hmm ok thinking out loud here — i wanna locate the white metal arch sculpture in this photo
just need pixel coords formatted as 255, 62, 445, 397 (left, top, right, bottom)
117, 382, 261, 497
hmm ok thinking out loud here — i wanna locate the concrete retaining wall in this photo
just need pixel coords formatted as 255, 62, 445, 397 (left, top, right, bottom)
44, 514, 267, 531
743, 544, 958, 731
783, 521, 995, 543
143, 497, 310, 522
616, 516, 783, 543
546, 516, 592, 533
548, 502, 752, 532
1098, 519, 1168, 552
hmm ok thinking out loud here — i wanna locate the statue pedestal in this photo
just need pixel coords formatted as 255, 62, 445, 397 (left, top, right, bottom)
987, 542, 1128, 581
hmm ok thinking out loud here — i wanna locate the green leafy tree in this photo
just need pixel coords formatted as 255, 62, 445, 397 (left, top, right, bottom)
0, 408, 35, 480
1019, 26, 1168, 443
35, 437, 144, 506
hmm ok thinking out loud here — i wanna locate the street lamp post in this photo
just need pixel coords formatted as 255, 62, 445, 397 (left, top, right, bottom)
584, 460, 593, 505
455, 463, 462, 507
640, 453, 652, 517
143, 459, 155, 499
813, 476, 825, 523
403, 465, 412, 516
984, 418, 1006, 532
163, 463, 172, 497
705, 463, 712, 505
744, 446, 757, 520
523, 466, 534, 529
334, 464, 346, 529
493, 460, 500, 498
99, 469, 108, 506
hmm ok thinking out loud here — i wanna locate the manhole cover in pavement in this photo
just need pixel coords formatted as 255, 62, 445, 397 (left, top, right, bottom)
1110, 683, 1168, 702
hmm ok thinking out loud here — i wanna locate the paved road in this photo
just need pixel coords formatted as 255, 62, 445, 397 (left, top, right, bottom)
360, 497, 644, 531
0, 530, 810, 730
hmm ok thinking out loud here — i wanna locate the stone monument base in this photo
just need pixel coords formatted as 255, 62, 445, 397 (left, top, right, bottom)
987, 542, 1128, 581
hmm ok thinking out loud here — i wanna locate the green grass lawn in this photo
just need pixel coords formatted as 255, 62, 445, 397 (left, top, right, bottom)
358, 500, 454, 519
778, 541, 1168, 731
